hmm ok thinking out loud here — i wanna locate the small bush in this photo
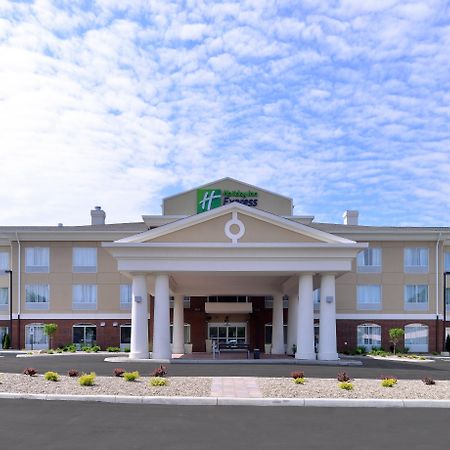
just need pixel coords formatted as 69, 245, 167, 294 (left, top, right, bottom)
44, 371, 59, 382
123, 371, 139, 382
79, 372, 96, 386
81, 346, 92, 353
337, 371, 350, 382
152, 365, 167, 377
106, 347, 121, 352
23, 368, 37, 376
381, 377, 398, 388
422, 377, 436, 385
113, 368, 125, 377
91, 345, 101, 353
124, 347, 130, 353
56, 348, 63, 353
47, 349, 54, 354
293, 377, 305, 384
150, 377, 168, 387
339, 381, 354, 390
354, 346, 366, 355
291, 371, 304, 379
67, 369, 79, 377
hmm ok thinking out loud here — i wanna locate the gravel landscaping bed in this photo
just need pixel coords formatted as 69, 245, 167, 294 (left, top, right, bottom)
259, 378, 450, 399
0, 373, 211, 397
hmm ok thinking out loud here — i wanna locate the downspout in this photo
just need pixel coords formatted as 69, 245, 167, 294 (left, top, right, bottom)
16, 232, 21, 350
436, 233, 442, 352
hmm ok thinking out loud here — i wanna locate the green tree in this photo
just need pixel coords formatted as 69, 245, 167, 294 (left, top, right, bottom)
389, 328, 404, 355
43, 323, 58, 350
2, 333, 10, 349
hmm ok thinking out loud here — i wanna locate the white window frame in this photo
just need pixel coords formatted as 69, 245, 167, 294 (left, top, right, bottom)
445, 251, 450, 272
120, 284, 132, 310
72, 323, 97, 347
169, 296, 191, 309
25, 284, 49, 310
25, 323, 48, 350
72, 284, 97, 310
404, 323, 429, 352
313, 288, 320, 311
208, 322, 247, 344
404, 247, 429, 273
72, 247, 97, 273
357, 285, 382, 310
169, 323, 192, 344
357, 248, 382, 273
0, 252, 10, 271
120, 324, 131, 350
404, 284, 429, 311
0, 287, 8, 310
357, 323, 381, 351
25, 247, 49, 273
264, 296, 289, 309
264, 323, 288, 345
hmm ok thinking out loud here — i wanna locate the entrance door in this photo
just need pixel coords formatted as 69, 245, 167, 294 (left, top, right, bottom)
208, 323, 246, 344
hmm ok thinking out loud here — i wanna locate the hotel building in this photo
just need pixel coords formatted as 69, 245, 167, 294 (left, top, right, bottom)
1, 178, 449, 359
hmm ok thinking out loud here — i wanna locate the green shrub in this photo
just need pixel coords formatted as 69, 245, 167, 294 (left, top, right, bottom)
47, 349, 54, 354
381, 377, 398, 388
106, 347, 121, 352
293, 377, 305, 384
354, 346, 366, 355
79, 372, 96, 386
44, 371, 59, 382
81, 346, 92, 353
2, 333, 11, 349
123, 371, 139, 382
124, 347, 130, 353
339, 381, 354, 390
56, 348, 63, 353
63, 344, 77, 353
149, 377, 168, 387
91, 345, 101, 353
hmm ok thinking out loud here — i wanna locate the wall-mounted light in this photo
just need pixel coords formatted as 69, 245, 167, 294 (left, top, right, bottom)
112, 322, 118, 327
100, 322, 106, 327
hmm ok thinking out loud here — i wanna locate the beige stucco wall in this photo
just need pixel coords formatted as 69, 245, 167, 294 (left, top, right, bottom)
163, 179, 293, 216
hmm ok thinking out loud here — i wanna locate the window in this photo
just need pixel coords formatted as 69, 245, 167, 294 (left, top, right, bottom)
25, 284, 49, 309
0, 252, 9, 271
73, 324, 97, 347
313, 289, 320, 310
170, 324, 191, 344
404, 284, 428, 311
208, 296, 248, 303
120, 284, 132, 309
73, 247, 97, 272
25, 247, 49, 273
357, 323, 381, 350
357, 285, 382, 310
72, 284, 97, 310
120, 325, 131, 350
208, 323, 246, 344
0, 287, 8, 310
445, 251, 450, 272
264, 323, 288, 345
404, 248, 429, 273
25, 323, 48, 350
169, 296, 191, 308
357, 248, 382, 273
405, 324, 428, 352
264, 296, 289, 309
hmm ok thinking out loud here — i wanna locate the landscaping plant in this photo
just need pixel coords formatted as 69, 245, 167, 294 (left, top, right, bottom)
339, 381, 354, 390
106, 347, 121, 352
43, 323, 58, 350
149, 377, 168, 387
422, 377, 436, 385
291, 371, 304, 379
388, 328, 404, 355
113, 368, 125, 377
381, 377, 398, 387
79, 372, 96, 386
23, 368, 37, 376
2, 333, 10, 349
152, 365, 167, 377
123, 371, 139, 382
67, 369, 79, 377
337, 371, 350, 382
293, 377, 305, 384
44, 371, 59, 382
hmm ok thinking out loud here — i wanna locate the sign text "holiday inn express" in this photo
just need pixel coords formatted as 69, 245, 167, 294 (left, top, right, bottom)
197, 189, 258, 213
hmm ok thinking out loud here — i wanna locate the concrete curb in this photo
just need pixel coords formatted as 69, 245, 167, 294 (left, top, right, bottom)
1, 392, 450, 408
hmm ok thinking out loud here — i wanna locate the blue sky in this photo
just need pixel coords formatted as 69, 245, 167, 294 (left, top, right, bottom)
0, 0, 449, 227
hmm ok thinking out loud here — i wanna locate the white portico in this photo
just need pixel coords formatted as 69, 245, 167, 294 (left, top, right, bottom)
104, 202, 366, 361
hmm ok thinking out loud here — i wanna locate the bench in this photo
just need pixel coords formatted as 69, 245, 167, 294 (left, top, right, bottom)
215, 342, 250, 359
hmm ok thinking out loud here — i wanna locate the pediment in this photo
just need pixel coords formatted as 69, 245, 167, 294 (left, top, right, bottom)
117, 203, 355, 245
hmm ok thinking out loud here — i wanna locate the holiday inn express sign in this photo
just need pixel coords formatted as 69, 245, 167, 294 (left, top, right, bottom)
197, 189, 259, 213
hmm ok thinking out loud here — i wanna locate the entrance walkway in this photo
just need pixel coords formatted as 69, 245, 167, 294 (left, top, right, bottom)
210, 377, 262, 398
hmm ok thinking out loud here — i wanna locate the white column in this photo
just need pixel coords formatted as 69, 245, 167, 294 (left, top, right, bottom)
271, 294, 285, 354
152, 274, 171, 360
318, 274, 339, 360
172, 294, 185, 354
287, 294, 298, 355
295, 274, 316, 360
130, 275, 149, 359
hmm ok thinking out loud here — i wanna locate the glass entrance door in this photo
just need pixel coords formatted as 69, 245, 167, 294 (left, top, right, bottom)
208, 323, 246, 344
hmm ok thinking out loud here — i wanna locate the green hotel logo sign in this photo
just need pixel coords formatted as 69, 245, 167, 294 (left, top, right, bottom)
196, 188, 258, 213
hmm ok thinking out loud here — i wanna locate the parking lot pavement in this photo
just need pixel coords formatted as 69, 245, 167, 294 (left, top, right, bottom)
0, 399, 449, 450
1, 353, 450, 379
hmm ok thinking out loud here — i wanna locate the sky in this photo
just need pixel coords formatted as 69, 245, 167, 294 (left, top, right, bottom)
0, 0, 450, 227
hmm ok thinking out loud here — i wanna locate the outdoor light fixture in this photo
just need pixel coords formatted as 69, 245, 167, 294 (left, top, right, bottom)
100, 322, 106, 327
112, 322, 118, 327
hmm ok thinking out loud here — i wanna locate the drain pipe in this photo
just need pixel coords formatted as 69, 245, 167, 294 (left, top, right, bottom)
436, 233, 442, 352
16, 232, 21, 350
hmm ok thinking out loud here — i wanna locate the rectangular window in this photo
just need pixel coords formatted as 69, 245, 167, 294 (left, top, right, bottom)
404, 248, 429, 273
25, 248, 49, 273
357, 285, 382, 310
445, 251, 450, 272
313, 289, 320, 310
404, 284, 428, 311
73, 248, 97, 272
264, 296, 288, 309
25, 284, 49, 309
0, 252, 9, 271
170, 324, 191, 344
357, 248, 382, 273
120, 284, 132, 309
72, 284, 97, 310
169, 296, 191, 308
0, 287, 8, 310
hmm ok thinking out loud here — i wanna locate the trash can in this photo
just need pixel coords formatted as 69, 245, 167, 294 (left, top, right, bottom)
253, 348, 260, 359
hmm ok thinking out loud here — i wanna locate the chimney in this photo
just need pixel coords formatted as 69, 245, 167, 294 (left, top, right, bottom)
343, 210, 359, 225
91, 206, 106, 225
